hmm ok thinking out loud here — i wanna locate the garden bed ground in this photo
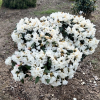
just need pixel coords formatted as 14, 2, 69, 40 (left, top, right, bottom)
0, 0, 100, 100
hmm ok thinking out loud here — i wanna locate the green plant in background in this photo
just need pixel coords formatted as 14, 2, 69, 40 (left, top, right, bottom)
0, 0, 2, 8
72, 0, 97, 18
3, 0, 37, 9
33, 9, 59, 16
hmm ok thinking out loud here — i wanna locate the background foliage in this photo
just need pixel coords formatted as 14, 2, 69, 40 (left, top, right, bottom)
3, 0, 37, 9
72, 0, 97, 17
0, 0, 2, 8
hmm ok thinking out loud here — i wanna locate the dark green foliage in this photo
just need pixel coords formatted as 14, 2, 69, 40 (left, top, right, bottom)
41, 45, 46, 52
45, 33, 52, 37
31, 42, 36, 49
81, 54, 87, 61
21, 79, 24, 84
44, 65, 50, 74
72, 0, 96, 17
11, 61, 16, 68
59, 22, 69, 38
29, 76, 33, 81
59, 21, 74, 41
46, 79, 50, 83
35, 76, 40, 84
67, 50, 74, 54
47, 57, 52, 70
18, 65, 31, 74
80, 40, 85, 45
3, 0, 37, 9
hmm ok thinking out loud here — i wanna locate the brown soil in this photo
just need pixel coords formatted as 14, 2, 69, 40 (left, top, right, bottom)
0, 0, 100, 100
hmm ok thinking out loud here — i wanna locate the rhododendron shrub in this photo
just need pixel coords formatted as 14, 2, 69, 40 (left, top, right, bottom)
5, 12, 99, 86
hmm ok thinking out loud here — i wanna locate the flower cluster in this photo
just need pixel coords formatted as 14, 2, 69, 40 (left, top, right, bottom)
5, 12, 99, 86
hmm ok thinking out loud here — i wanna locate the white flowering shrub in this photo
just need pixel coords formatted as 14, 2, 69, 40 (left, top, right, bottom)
5, 12, 99, 86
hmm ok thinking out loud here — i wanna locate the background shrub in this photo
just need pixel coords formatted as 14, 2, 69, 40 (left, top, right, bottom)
0, 0, 2, 8
3, 0, 37, 9
72, 0, 97, 17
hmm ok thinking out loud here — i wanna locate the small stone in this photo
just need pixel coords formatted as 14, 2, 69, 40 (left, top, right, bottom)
3, 51, 5, 54
81, 82, 86, 85
73, 98, 77, 100
89, 80, 92, 82
3, 91, 5, 93
94, 76, 99, 80
52, 94, 54, 96
14, 85, 17, 87
93, 81, 96, 84
95, 83, 97, 86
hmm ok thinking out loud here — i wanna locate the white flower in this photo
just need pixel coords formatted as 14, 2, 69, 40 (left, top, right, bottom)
25, 34, 32, 40
11, 71, 25, 81
24, 17, 29, 24
30, 67, 44, 77
11, 32, 22, 43
11, 55, 20, 64
62, 80, 68, 85
11, 65, 26, 81
59, 72, 67, 78
5, 12, 99, 86
40, 74, 50, 84
79, 11, 83, 15
51, 79, 61, 86
5, 57, 12, 65
49, 76, 56, 84
18, 43, 25, 50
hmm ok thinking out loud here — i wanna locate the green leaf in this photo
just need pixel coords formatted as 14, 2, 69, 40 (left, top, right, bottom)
11, 61, 16, 68
42, 37, 47, 42
48, 59, 52, 64
51, 86, 54, 88
63, 22, 69, 27
16, 71, 20, 74
31, 42, 36, 48
85, 45, 90, 50
53, 50, 57, 52
81, 54, 87, 61
25, 65, 31, 70
44, 69, 50, 73
21, 79, 24, 84
45, 33, 52, 37
86, 36, 93, 39
67, 50, 73, 53
46, 79, 50, 83
25, 74, 29, 78
18, 65, 29, 74
41, 45, 45, 52
80, 40, 84, 44
48, 57, 52, 68
29, 76, 33, 81
52, 41, 56, 45
22, 33, 25, 38
44, 65, 47, 69
35, 76, 40, 84
38, 40, 42, 43
18, 66, 22, 70
84, 27, 88, 30
59, 27, 63, 32
46, 41, 49, 45
66, 52, 70, 55
70, 19, 73, 22
68, 34, 74, 41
